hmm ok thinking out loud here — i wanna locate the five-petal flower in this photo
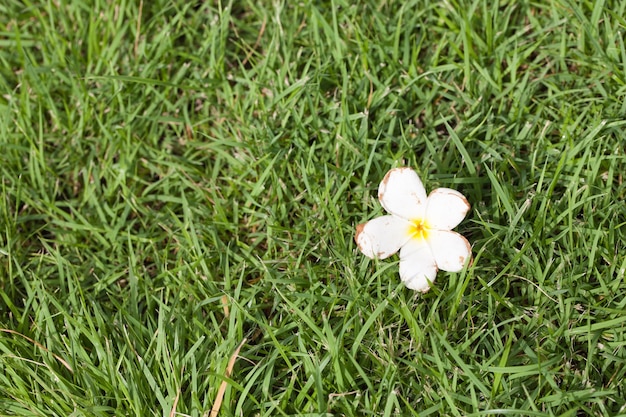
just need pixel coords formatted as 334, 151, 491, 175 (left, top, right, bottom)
355, 167, 472, 292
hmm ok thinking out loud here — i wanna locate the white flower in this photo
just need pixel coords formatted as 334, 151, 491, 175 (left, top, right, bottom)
355, 167, 472, 292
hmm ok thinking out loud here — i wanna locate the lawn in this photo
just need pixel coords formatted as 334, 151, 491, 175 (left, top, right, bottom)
1, 0, 626, 416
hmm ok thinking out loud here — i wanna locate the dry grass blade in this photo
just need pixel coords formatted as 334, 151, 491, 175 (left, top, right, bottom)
0, 328, 73, 372
207, 338, 247, 417
169, 390, 180, 417
221, 294, 230, 318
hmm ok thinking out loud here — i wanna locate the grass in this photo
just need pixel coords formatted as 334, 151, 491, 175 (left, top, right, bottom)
1, 0, 626, 415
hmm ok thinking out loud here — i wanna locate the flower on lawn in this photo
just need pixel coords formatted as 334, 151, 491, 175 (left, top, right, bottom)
355, 167, 471, 292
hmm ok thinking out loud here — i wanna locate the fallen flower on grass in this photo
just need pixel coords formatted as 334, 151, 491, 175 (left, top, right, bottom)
355, 167, 471, 292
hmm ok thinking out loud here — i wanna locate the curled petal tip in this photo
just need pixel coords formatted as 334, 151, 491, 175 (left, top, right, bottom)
405, 277, 435, 292
355, 216, 409, 259
425, 188, 471, 230
429, 231, 472, 272
355, 223, 365, 243
378, 168, 427, 220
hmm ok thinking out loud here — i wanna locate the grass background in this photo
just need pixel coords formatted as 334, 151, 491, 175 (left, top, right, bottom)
1, 0, 625, 416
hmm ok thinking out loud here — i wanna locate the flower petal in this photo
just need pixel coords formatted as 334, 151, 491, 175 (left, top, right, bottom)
378, 167, 427, 220
425, 188, 470, 230
355, 215, 411, 259
399, 239, 438, 292
428, 230, 471, 272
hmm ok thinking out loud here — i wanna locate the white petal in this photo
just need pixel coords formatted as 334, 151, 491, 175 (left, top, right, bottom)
425, 188, 470, 230
378, 168, 427, 220
428, 230, 472, 272
399, 239, 438, 292
355, 215, 412, 259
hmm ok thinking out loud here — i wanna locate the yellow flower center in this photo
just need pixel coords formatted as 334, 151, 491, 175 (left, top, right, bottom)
408, 218, 430, 241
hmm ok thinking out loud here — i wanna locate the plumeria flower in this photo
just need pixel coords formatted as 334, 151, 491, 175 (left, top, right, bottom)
355, 167, 471, 292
